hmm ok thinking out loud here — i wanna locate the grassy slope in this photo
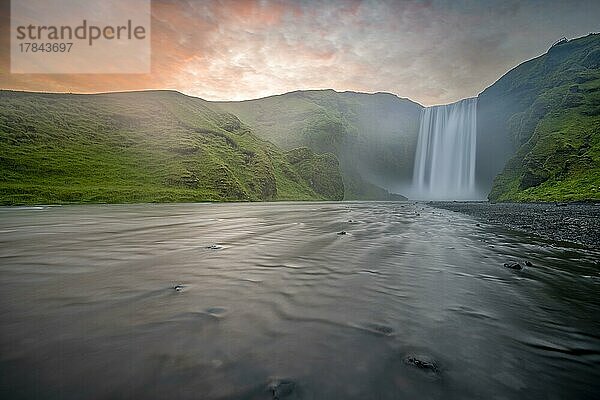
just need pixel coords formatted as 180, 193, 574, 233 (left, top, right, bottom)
286, 147, 344, 201
215, 90, 421, 200
0, 90, 343, 205
486, 34, 600, 202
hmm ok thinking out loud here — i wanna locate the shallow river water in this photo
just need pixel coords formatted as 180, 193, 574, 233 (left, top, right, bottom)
0, 202, 599, 399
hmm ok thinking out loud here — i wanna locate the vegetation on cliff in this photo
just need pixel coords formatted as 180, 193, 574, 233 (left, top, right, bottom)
484, 34, 600, 202
285, 147, 344, 201
216, 90, 420, 200
0, 90, 343, 205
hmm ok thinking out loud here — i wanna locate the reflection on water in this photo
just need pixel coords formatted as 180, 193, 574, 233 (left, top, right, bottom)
0, 202, 599, 399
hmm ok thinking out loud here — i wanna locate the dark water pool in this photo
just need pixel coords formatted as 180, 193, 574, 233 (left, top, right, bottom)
0, 202, 599, 399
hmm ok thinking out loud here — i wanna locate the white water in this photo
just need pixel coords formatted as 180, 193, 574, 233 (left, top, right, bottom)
412, 97, 477, 200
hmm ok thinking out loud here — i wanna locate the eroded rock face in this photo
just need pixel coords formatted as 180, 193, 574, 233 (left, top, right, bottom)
519, 168, 548, 190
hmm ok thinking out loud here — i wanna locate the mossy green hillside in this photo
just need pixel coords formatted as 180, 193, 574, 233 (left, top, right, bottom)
285, 147, 344, 201
0, 90, 343, 205
483, 34, 600, 202
489, 109, 600, 202
216, 90, 420, 199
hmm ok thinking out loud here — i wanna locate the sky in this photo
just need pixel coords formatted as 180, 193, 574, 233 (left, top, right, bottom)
1, 0, 599, 106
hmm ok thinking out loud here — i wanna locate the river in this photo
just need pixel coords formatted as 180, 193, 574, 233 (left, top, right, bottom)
0, 202, 598, 399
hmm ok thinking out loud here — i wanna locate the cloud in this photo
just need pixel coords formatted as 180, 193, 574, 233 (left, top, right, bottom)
1, 0, 599, 105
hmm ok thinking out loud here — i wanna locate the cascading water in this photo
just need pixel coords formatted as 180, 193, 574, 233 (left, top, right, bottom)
412, 97, 477, 200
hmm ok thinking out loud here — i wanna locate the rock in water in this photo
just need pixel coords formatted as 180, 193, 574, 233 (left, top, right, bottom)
403, 354, 440, 374
268, 378, 296, 399
525, 261, 533, 267
173, 284, 185, 292
206, 244, 223, 250
504, 262, 523, 270
337, 231, 347, 235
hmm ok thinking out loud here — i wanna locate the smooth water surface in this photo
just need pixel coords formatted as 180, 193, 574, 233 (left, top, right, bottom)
0, 202, 599, 399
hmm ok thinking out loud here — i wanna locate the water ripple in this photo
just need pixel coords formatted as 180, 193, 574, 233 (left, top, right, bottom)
0, 202, 598, 399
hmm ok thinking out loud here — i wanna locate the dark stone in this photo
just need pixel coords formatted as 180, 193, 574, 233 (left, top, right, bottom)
504, 262, 523, 270
337, 231, 347, 235
519, 169, 548, 190
524, 261, 533, 267
206, 244, 223, 250
403, 354, 440, 374
173, 284, 185, 292
268, 378, 296, 399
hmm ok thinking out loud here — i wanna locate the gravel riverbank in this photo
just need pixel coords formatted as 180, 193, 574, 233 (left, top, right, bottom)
430, 201, 600, 249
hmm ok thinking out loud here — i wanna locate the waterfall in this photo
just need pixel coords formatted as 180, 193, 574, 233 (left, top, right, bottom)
412, 98, 477, 200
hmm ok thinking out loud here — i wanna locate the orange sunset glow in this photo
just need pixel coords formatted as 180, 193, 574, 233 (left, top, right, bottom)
1, 0, 599, 105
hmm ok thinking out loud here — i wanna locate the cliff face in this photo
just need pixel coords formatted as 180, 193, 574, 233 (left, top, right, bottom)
0, 90, 344, 204
476, 76, 522, 196
285, 147, 344, 201
216, 90, 422, 199
477, 34, 600, 202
